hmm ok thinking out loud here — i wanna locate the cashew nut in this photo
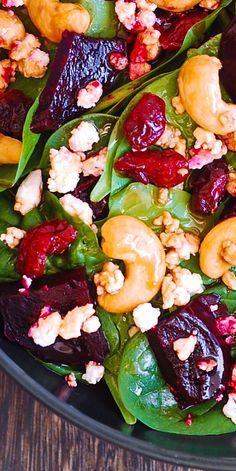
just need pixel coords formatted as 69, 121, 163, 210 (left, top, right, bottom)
97, 215, 166, 314
177, 55, 236, 135
0, 134, 22, 165
199, 217, 236, 279
0, 10, 25, 49
25, 0, 90, 43
148, 0, 200, 12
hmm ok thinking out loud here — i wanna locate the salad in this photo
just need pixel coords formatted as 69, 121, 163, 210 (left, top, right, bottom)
0, 0, 235, 436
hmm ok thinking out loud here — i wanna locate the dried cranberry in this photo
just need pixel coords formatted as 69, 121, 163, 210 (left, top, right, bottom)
73, 176, 108, 221
219, 17, 236, 102
123, 93, 166, 150
147, 294, 231, 408
159, 10, 207, 50
0, 89, 33, 140
31, 32, 127, 133
17, 219, 78, 278
115, 149, 189, 188
220, 197, 236, 221
0, 267, 109, 367
189, 158, 228, 215
109, 52, 128, 70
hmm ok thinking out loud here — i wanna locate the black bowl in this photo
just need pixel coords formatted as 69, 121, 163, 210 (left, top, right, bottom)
0, 336, 236, 470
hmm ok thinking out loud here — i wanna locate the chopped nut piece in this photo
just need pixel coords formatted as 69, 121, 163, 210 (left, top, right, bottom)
222, 270, 236, 291
137, 27, 161, 61
94, 262, 124, 296
172, 95, 185, 114
221, 240, 236, 265
162, 267, 204, 309
65, 372, 77, 388
199, 0, 219, 9
158, 188, 169, 205
222, 131, 236, 152
82, 147, 107, 177
60, 194, 93, 227
0, 226, 25, 249
15, 169, 43, 215
128, 325, 140, 338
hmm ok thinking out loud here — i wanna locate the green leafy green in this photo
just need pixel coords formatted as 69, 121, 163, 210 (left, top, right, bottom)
42, 192, 107, 276
77, 0, 118, 38
0, 193, 21, 281
118, 333, 235, 435
38, 360, 83, 381
40, 113, 117, 171
180, 256, 215, 286
0, 241, 20, 282
21, 208, 44, 232
108, 183, 214, 236
205, 285, 236, 313
0, 98, 41, 192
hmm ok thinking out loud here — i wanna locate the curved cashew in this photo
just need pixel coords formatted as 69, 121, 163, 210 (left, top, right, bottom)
199, 217, 236, 279
148, 0, 200, 12
0, 10, 25, 49
177, 55, 236, 135
0, 134, 22, 165
25, 0, 90, 43
97, 215, 166, 314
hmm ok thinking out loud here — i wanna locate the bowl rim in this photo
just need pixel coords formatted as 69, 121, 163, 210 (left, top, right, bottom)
0, 347, 236, 471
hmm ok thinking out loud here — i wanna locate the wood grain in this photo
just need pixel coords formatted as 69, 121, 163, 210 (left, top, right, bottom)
0, 369, 205, 471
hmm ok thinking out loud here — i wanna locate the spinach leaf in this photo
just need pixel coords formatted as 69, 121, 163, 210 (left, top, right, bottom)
0, 193, 21, 281
21, 208, 44, 232
205, 285, 236, 313
0, 241, 20, 282
108, 183, 214, 237
38, 360, 83, 381
40, 113, 117, 171
77, 0, 118, 38
0, 98, 41, 191
93, 2, 231, 113
180, 256, 215, 285
118, 333, 236, 435
42, 192, 107, 276
99, 308, 136, 425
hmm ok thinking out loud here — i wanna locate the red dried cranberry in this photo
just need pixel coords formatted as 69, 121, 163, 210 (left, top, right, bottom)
130, 38, 148, 63
219, 17, 236, 102
123, 93, 166, 150
115, 149, 189, 188
17, 219, 78, 278
159, 10, 207, 50
0, 89, 33, 140
189, 158, 228, 215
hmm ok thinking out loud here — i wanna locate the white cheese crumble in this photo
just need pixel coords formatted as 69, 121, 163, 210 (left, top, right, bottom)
133, 303, 160, 333
223, 393, 236, 425
60, 194, 93, 227
173, 331, 198, 361
59, 304, 96, 340
136, 10, 156, 28
82, 361, 105, 384
82, 147, 107, 177
1, 0, 24, 6
14, 169, 43, 215
0, 226, 25, 249
115, 0, 136, 30
0, 59, 16, 92
162, 267, 204, 309
94, 262, 125, 296
47, 147, 83, 193
10, 33, 40, 61
28, 311, 62, 347
69, 121, 100, 153
77, 80, 103, 109
17, 48, 49, 79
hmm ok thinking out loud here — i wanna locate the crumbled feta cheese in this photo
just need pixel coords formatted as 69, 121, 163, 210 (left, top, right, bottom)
82, 315, 101, 333
133, 303, 160, 332
82, 147, 107, 177
65, 372, 77, 388
69, 121, 100, 153
137, 27, 161, 61
222, 270, 236, 291
14, 169, 43, 215
59, 194, 93, 226
109, 52, 128, 70
226, 171, 236, 197
173, 330, 198, 361
197, 358, 217, 372
223, 393, 236, 424
94, 262, 124, 296
0, 59, 16, 92
115, 0, 136, 30
1, 0, 24, 6
162, 267, 204, 309
59, 304, 95, 340
199, 0, 219, 9
10, 33, 40, 61
77, 80, 103, 109
17, 48, 49, 78
129, 61, 151, 81
172, 95, 185, 114
136, 10, 156, 29
136, 0, 156, 11
82, 361, 105, 384
28, 311, 62, 347
47, 147, 83, 193
22, 274, 32, 289
0, 226, 25, 249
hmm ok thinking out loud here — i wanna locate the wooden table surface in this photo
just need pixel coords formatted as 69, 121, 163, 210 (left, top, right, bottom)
0, 369, 205, 471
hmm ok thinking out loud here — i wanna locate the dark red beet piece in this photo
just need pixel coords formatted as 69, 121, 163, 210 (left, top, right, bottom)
31, 32, 127, 133
17, 219, 78, 278
0, 267, 109, 367
147, 294, 231, 408
159, 10, 207, 50
219, 17, 236, 102
189, 158, 228, 215
123, 93, 166, 150
115, 149, 189, 187
0, 89, 32, 140
221, 198, 236, 221
73, 176, 108, 221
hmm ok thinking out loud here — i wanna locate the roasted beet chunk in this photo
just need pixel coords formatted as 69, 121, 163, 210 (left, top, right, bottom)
219, 17, 236, 102
189, 158, 228, 215
147, 294, 231, 408
17, 219, 78, 278
0, 267, 109, 367
31, 32, 126, 133
123, 93, 166, 150
73, 176, 108, 221
0, 89, 32, 140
